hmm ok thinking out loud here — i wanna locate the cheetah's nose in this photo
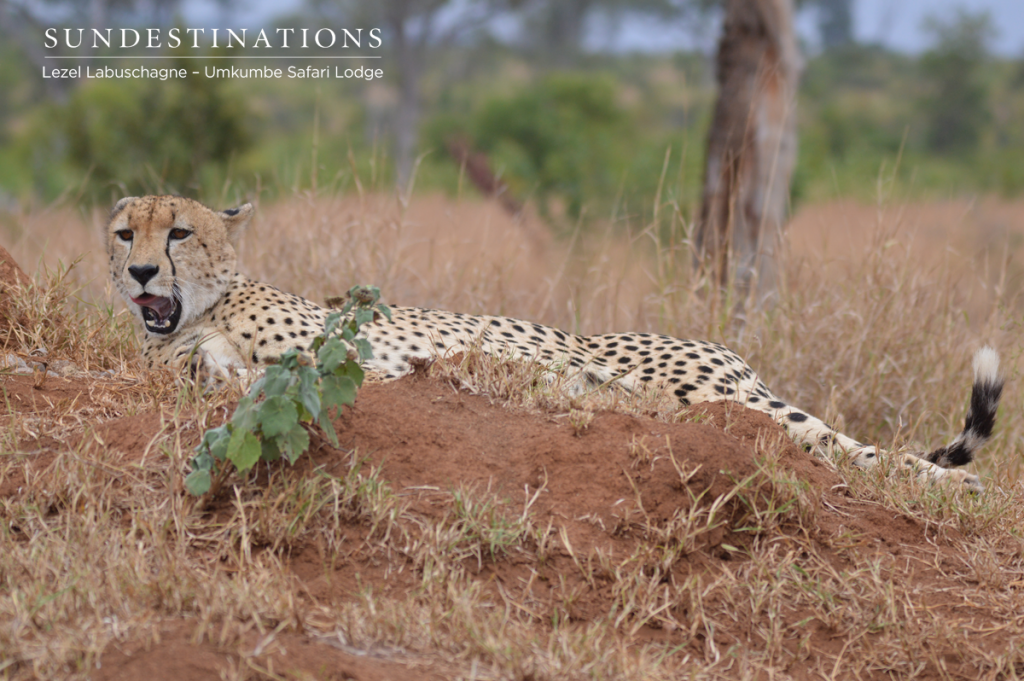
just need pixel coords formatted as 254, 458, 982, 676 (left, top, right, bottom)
128, 264, 159, 287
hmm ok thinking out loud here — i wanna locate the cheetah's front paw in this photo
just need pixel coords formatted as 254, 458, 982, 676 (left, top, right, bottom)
184, 345, 240, 387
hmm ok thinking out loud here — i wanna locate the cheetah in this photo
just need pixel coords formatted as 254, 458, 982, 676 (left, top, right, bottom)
107, 195, 1003, 493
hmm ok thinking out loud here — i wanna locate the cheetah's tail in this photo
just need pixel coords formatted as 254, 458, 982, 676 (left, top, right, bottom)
924, 346, 1003, 468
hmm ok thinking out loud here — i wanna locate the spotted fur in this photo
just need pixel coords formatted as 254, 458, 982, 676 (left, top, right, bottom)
108, 196, 1002, 493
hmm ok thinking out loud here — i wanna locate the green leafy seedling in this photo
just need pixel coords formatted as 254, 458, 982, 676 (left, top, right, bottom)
185, 285, 391, 497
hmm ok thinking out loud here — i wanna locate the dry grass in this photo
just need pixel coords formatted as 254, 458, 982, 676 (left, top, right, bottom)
0, 259, 138, 373
2, 188, 1024, 678
6, 191, 1024, 474
7, 192, 1024, 481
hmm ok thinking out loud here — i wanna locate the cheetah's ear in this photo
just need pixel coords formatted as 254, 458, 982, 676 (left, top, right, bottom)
219, 203, 254, 245
109, 196, 137, 221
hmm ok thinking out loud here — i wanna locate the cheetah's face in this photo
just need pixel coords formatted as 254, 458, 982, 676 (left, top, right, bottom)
106, 195, 252, 336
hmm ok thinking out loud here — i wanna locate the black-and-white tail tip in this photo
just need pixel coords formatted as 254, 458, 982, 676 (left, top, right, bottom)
925, 346, 1003, 468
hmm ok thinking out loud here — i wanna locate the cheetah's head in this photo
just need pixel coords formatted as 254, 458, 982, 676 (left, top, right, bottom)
106, 195, 253, 336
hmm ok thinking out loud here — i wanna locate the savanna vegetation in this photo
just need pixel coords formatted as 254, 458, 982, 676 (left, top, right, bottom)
3, 189, 1024, 678
4, 1, 1024, 679
0, 6, 1022, 220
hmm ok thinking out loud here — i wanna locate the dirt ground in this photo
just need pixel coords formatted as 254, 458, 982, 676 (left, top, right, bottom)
2, 364, 1014, 680
4, 213, 1024, 680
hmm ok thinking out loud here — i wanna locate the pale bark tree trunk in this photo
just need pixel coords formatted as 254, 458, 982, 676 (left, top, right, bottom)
89, 0, 108, 31
392, 12, 423, 190
381, 0, 519, 190
695, 0, 801, 305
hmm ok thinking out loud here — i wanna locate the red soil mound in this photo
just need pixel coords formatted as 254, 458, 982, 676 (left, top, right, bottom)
1, 365, 994, 679
0, 241, 29, 349
0, 242, 29, 289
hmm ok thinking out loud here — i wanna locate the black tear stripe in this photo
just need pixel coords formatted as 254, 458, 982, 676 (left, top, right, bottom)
120, 231, 134, 277
118, 215, 136, 276
165, 237, 177, 278
926, 374, 1004, 468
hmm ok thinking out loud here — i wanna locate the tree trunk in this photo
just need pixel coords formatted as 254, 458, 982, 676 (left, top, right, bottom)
393, 15, 421, 191
694, 0, 801, 305
817, 0, 853, 49
539, 0, 594, 62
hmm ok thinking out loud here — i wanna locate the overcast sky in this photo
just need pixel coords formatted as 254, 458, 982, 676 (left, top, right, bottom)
844, 0, 1021, 54
180, 0, 1024, 57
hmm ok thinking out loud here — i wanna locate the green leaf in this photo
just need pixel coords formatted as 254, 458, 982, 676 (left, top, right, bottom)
258, 395, 299, 438
294, 402, 312, 423
296, 365, 321, 419
197, 424, 227, 449
279, 426, 310, 464
260, 365, 293, 397
317, 338, 351, 373
341, 360, 365, 387
277, 349, 301, 370
197, 425, 231, 461
323, 311, 343, 336
354, 307, 375, 328
231, 396, 259, 434
322, 374, 357, 410
191, 451, 213, 472
376, 303, 392, 322
260, 437, 282, 462
184, 469, 211, 496
226, 428, 261, 473
319, 410, 339, 447
247, 375, 266, 398
353, 338, 374, 361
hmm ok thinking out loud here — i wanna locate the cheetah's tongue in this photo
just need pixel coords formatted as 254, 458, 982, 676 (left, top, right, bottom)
131, 294, 175, 320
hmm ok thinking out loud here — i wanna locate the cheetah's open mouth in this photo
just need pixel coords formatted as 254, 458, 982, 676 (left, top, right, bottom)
132, 292, 182, 335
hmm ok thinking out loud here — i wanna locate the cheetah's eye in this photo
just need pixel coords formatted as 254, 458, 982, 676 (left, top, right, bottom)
169, 228, 192, 240
116, 229, 133, 241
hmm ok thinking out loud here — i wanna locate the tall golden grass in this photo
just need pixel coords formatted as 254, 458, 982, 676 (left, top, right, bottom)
5, 186, 1024, 679
2, 189, 1022, 481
